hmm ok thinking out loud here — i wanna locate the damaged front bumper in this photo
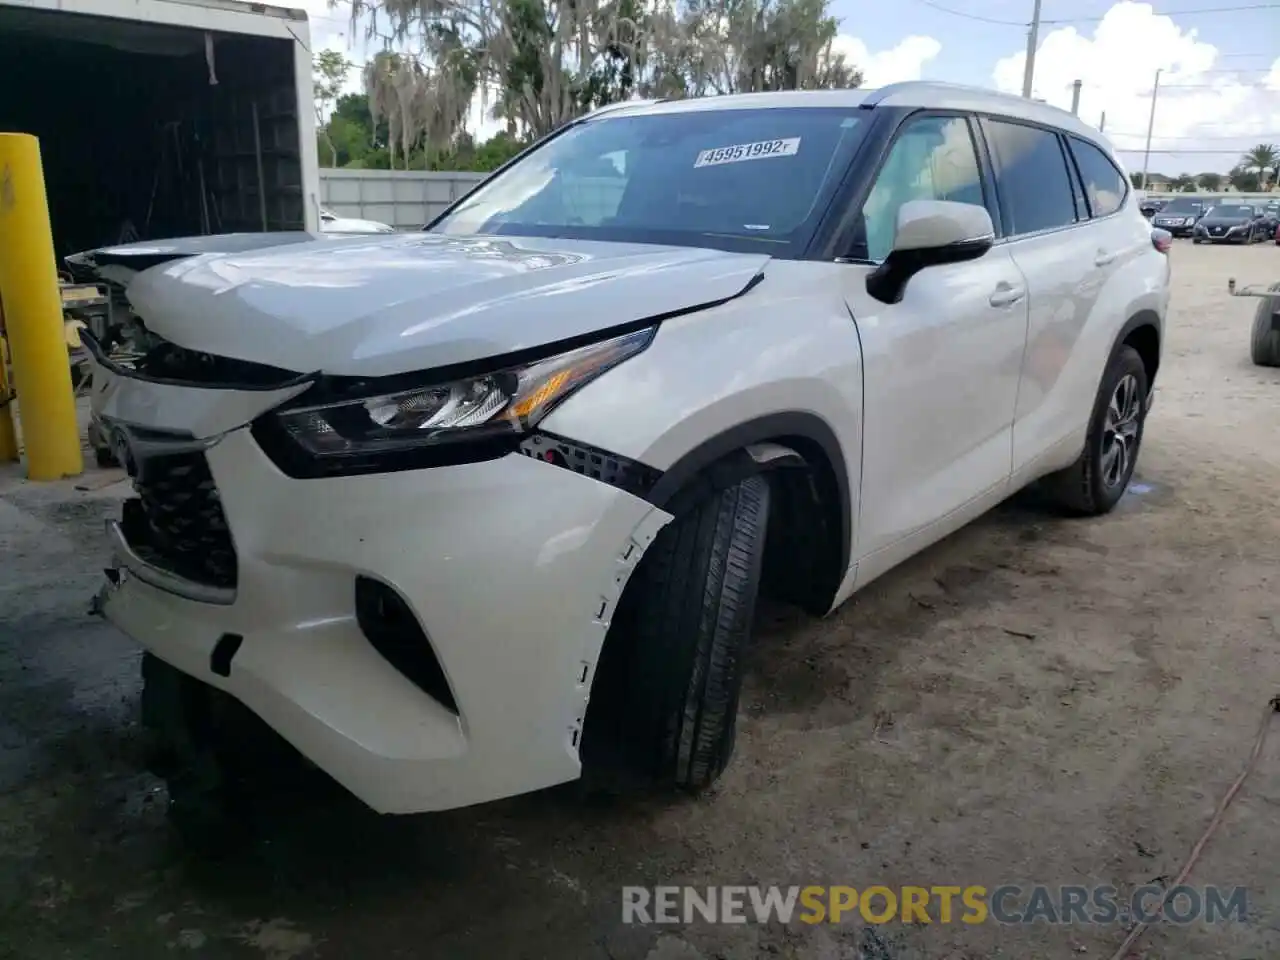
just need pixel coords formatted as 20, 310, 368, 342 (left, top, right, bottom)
87, 343, 670, 814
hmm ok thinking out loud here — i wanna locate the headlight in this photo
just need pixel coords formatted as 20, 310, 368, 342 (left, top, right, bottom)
270, 327, 654, 467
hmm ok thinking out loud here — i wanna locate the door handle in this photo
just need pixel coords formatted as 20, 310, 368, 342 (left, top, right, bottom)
988, 283, 1026, 308
1094, 250, 1116, 266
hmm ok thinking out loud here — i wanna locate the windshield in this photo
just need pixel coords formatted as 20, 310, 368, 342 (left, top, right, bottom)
1160, 198, 1207, 213
1207, 204, 1255, 218
430, 107, 869, 256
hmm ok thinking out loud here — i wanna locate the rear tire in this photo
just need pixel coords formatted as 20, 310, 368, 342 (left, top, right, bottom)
1044, 345, 1148, 516
584, 474, 770, 792
1251, 284, 1280, 368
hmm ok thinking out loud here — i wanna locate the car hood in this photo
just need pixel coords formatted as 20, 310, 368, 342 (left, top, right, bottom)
121, 233, 770, 378
65, 232, 338, 289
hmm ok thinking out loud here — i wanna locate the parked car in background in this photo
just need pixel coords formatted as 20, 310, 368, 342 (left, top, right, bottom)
1261, 201, 1280, 233
320, 207, 395, 233
1193, 203, 1271, 244
1139, 196, 1168, 218
86, 83, 1169, 820
1152, 196, 1215, 236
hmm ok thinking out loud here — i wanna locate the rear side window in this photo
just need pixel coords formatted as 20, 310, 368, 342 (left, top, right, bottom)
1068, 137, 1128, 217
982, 119, 1077, 236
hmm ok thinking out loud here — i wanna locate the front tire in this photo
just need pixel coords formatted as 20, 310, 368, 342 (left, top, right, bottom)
584, 474, 770, 791
1044, 345, 1148, 516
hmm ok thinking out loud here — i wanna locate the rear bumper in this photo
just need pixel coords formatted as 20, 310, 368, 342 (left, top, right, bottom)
99, 428, 670, 813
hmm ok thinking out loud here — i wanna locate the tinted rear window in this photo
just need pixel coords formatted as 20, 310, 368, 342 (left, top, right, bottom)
1160, 199, 1207, 213
982, 120, 1078, 236
431, 108, 869, 256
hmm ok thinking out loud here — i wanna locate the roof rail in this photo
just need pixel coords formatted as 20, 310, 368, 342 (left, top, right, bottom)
586, 98, 662, 118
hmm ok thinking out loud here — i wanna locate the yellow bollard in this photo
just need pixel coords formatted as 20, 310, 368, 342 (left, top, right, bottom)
0, 334, 17, 461
0, 133, 82, 479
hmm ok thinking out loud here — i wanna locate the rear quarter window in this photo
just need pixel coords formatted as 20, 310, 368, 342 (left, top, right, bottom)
1067, 137, 1128, 217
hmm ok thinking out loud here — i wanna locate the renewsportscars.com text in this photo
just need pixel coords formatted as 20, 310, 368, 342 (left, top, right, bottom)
622, 885, 1248, 926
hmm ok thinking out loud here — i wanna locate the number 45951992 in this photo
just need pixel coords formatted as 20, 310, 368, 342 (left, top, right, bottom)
694, 137, 801, 168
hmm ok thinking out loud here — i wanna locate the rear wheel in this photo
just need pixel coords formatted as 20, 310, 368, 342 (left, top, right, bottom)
583, 473, 770, 791
1251, 284, 1280, 368
1044, 345, 1148, 516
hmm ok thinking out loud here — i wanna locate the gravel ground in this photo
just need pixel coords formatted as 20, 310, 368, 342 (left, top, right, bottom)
1, 241, 1277, 960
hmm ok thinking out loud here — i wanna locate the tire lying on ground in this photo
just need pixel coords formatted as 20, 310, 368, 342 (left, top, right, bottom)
1250, 282, 1280, 368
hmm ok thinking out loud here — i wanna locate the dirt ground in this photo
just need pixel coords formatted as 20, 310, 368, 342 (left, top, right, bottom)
1, 241, 1277, 960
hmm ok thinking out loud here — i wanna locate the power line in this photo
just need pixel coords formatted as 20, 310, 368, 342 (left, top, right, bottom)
910, 0, 1025, 25
1151, 81, 1274, 88
909, 0, 1280, 26
1044, 3, 1280, 23
1106, 131, 1280, 139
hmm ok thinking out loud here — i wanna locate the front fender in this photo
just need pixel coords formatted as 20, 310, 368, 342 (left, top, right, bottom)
542, 260, 863, 580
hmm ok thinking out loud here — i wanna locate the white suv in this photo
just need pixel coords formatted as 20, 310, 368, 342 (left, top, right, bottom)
87, 82, 1169, 817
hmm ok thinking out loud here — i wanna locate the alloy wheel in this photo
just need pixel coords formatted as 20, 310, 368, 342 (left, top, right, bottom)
1101, 373, 1141, 489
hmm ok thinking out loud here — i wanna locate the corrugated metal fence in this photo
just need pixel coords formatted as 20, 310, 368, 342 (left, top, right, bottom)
318, 169, 486, 229
317, 169, 632, 229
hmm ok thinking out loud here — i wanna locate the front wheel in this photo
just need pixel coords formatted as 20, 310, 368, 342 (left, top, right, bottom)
1044, 345, 1148, 516
583, 473, 770, 791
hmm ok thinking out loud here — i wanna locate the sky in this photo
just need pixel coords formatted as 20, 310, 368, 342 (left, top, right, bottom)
296, 0, 1280, 176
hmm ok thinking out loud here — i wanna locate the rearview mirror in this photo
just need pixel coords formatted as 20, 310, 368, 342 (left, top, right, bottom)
866, 200, 995, 304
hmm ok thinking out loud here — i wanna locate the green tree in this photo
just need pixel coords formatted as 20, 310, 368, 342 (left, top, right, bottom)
1241, 143, 1277, 189
341, 0, 862, 144
1228, 166, 1260, 192
1169, 173, 1195, 192
1197, 172, 1223, 192
313, 50, 352, 167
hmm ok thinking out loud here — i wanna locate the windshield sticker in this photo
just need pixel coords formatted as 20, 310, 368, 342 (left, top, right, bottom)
694, 138, 801, 168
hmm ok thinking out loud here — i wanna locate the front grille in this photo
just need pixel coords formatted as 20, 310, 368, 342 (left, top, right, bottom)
120, 450, 238, 590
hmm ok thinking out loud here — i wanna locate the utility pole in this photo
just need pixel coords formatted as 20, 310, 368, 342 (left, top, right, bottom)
1070, 79, 1082, 115
1099, 111, 1106, 132
1140, 68, 1162, 191
1021, 0, 1044, 98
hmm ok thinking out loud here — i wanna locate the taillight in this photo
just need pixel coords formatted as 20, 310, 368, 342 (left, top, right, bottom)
1151, 228, 1172, 254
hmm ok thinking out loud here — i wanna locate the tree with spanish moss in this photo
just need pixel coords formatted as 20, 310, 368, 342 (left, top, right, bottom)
332, 0, 861, 155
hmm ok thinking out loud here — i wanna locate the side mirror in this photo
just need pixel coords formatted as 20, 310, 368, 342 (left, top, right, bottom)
865, 200, 995, 305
